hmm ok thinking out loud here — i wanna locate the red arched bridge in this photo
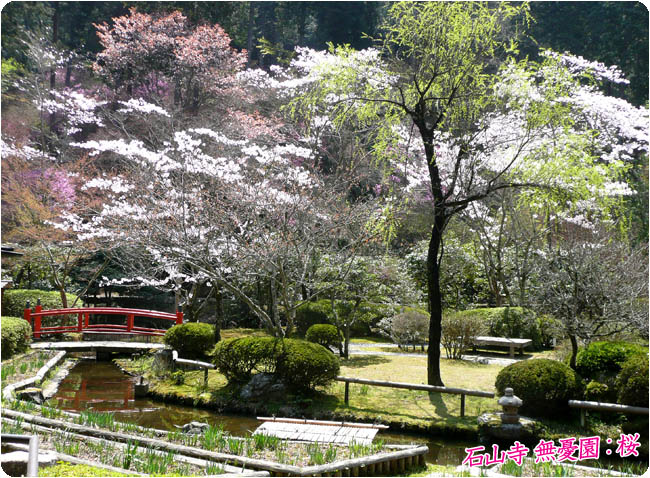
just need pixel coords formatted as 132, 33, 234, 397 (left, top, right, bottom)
23, 301, 183, 338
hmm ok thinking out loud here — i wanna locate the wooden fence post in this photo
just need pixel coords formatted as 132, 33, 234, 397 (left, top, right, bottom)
344, 381, 350, 406
77, 313, 83, 332
127, 314, 134, 332
460, 394, 465, 417
176, 305, 183, 325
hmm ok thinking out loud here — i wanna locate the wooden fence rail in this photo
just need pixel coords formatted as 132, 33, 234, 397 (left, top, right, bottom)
336, 376, 494, 418
568, 400, 649, 427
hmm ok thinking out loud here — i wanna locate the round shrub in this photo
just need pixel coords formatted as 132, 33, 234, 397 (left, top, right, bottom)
615, 354, 649, 407
213, 337, 339, 390
164, 322, 215, 359
306, 324, 342, 353
295, 300, 332, 336
575, 341, 646, 380
1, 316, 32, 360
213, 337, 283, 382
277, 339, 340, 391
495, 359, 580, 417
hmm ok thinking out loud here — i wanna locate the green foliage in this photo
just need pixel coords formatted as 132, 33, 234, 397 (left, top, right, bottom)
213, 337, 282, 382
495, 359, 580, 417
615, 354, 649, 407
295, 299, 421, 338
449, 307, 547, 350
39, 462, 133, 477
163, 322, 215, 359
213, 336, 339, 390
295, 301, 332, 336
306, 324, 342, 353
575, 341, 646, 380
1, 289, 79, 318
584, 381, 615, 403
277, 339, 340, 391
1, 58, 25, 94
171, 370, 185, 385
1, 316, 32, 359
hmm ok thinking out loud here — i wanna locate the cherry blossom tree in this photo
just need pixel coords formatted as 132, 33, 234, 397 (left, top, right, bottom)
94, 8, 246, 112
287, 2, 647, 385
55, 83, 380, 336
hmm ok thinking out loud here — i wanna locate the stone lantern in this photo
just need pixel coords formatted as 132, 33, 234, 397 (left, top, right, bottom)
498, 387, 523, 425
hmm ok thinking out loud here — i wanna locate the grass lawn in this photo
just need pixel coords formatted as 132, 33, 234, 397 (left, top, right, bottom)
324, 354, 500, 431
122, 351, 502, 436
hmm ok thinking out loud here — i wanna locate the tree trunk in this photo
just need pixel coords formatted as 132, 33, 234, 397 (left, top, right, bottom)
568, 334, 579, 370
246, 2, 255, 67
426, 213, 445, 386
59, 287, 68, 309
214, 285, 223, 343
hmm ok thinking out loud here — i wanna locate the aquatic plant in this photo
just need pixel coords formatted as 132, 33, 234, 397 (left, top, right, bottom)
325, 444, 337, 462
306, 442, 325, 465
201, 424, 226, 451
253, 432, 281, 451
227, 436, 244, 455
41, 405, 63, 419
1, 364, 16, 381
205, 461, 224, 475
122, 440, 138, 469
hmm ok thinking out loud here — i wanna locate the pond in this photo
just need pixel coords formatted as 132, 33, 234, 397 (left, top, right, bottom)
48, 360, 473, 466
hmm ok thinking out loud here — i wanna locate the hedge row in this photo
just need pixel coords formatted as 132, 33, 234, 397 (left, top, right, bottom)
213, 337, 339, 391
2, 289, 80, 317
1, 316, 32, 360
295, 299, 427, 337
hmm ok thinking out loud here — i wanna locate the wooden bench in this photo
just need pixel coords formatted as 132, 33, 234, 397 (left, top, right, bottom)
472, 336, 532, 357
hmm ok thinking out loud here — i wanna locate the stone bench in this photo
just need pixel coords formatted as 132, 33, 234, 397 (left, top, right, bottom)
472, 336, 532, 358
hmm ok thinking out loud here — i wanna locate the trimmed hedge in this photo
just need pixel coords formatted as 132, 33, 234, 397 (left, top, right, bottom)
495, 359, 580, 417
306, 324, 342, 353
164, 322, 215, 359
449, 307, 547, 351
575, 341, 646, 380
1, 316, 32, 360
213, 336, 282, 381
2, 289, 80, 317
615, 354, 649, 408
213, 336, 339, 391
279, 339, 340, 390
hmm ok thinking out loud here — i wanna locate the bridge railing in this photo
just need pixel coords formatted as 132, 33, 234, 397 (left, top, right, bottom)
23, 301, 183, 338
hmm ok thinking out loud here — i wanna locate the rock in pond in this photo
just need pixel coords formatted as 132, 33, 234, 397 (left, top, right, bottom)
174, 421, 210, 434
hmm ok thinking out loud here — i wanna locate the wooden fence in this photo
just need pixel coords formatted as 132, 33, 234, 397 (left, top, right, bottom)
336, 376, 494, 417
568, 400, 649, 427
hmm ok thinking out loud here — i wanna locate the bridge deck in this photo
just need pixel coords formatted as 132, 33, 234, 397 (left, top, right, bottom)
31, 341, 168, 353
